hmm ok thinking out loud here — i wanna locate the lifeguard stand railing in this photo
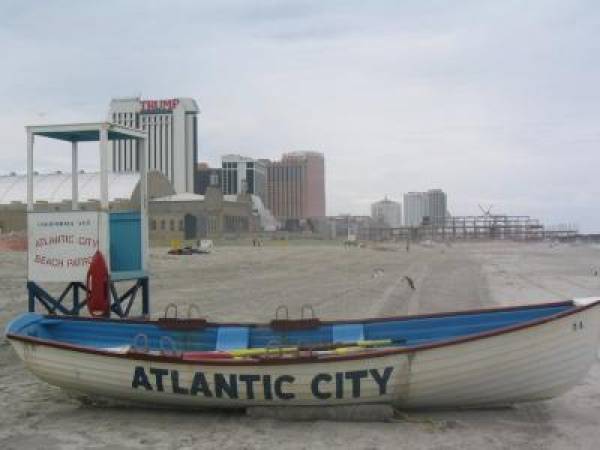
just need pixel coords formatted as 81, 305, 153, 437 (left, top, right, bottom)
26, 122, 150, 317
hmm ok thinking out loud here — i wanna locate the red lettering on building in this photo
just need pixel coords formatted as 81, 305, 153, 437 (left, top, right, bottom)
141, 98, 179, 112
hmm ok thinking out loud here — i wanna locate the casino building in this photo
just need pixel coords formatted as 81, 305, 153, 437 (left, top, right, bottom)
108, 97, 199, 193
266, 151, 326, 222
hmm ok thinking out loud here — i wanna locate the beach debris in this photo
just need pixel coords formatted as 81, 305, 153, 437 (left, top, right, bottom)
168, 239, 212, 255
344, 239, 359, 248
372, 268, 385, 278
404, 276, 415, 290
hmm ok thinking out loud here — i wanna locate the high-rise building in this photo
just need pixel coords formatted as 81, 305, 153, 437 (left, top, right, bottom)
427, 189, 447, 225
371, 196, 402, 227
403, 189, 448, 226
221, 155, 267, 203
194, 163, 222, 195
108, 97, 199, 193
403, 192, 429, 227
266, 151, 326, 220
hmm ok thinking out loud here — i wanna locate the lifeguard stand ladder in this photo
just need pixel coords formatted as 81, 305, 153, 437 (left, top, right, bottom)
26, 122, 150, 317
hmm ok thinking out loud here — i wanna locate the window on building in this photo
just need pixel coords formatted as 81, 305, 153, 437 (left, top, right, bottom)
208, 216, 217, 233
151, 220, 157, 231
246, 167, 254, 194
160, 220, 165, 230
170, 219, 175, 231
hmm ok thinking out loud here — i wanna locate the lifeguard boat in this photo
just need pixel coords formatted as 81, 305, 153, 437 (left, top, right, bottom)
6, 298, 600, 408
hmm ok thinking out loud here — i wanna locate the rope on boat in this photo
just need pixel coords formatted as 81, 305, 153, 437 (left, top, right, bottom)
274, 305, 289, 321
300, 304, 316, 320
163, 303, 178, 319
159, 335, 179, 356
131, 333, 149, 353
187, 304, 201, 319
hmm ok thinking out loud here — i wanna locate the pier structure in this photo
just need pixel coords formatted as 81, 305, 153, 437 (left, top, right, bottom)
358, 215, 577, 242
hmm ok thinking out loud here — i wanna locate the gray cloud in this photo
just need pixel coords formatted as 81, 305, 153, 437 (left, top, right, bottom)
1, 0, 598, 231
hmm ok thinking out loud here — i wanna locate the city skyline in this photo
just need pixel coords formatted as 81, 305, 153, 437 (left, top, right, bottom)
1, 2, 598, 231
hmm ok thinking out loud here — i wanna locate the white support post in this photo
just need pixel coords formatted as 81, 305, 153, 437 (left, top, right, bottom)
71, 141, 79, 211
139, 136, 148, 271
98, 124, 111, 268
99, 125, 109, 210
27, 130, 34, 212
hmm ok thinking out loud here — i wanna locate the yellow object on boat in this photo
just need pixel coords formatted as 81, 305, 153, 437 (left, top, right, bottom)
334, 346, 363, 354
356, 339, 392, 347
229, 347, 297, 357
226, 339, 393, 358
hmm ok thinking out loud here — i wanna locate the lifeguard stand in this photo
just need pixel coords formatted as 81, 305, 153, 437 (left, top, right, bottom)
26, 122, 150, 317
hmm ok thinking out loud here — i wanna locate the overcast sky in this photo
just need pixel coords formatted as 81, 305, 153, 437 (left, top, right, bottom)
1, 1, 599, 231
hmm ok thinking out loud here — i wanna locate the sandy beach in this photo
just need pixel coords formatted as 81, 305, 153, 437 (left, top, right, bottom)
1, 240, 600, 449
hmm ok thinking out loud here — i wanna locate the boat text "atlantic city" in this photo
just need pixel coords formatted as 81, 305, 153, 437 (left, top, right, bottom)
131, 366, 394, 400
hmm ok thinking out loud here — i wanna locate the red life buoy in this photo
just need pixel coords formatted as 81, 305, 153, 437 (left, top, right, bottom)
86, 250, 110, 317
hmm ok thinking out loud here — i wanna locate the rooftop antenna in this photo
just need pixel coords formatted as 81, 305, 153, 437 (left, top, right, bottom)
478, 204, 497, 236
478, 204, 493, 216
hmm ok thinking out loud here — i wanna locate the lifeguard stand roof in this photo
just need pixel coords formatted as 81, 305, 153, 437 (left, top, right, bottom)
27, 122, 146, 142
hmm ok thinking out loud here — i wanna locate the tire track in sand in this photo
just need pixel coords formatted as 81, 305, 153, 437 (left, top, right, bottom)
368, 260, 428, 317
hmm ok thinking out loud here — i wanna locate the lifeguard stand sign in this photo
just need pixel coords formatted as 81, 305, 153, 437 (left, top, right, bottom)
26, 122, 150, 317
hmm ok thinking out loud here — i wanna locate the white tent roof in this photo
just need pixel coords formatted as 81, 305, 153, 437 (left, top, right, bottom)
0, 172, 140, 205
153, 193, 241, 203
152, 192, 205, 202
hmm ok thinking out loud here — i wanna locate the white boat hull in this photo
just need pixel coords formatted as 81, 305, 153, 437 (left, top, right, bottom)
9, 301, 600, 409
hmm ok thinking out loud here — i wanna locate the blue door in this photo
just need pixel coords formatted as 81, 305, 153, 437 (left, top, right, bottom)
110, 211, 142, 273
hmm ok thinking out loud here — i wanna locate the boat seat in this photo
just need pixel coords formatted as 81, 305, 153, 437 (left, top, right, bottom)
332, 323, 364, 344
216, 326, 249, 351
